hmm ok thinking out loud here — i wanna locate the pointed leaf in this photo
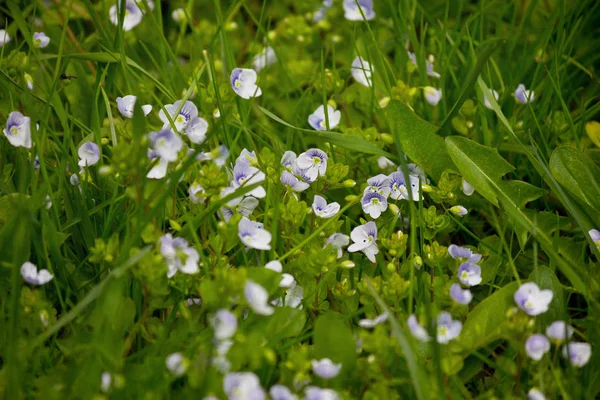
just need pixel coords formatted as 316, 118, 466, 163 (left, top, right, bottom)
550, 147, 600, 213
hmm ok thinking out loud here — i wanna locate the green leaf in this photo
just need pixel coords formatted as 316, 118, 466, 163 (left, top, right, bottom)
445, 136, 514, 206
550, 147, 600, 213
313, 311, 356, 380
528, 267, 565, 327
387, 100, 456, 181
498, 180, 546, 209
478, 236, 503, 285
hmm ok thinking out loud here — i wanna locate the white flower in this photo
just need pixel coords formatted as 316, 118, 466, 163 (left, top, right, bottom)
525, 334, 550, 361
100, 372, 112, 393
365, 174, 391, 198
230, 68, 262, 99
78, 142, 100, 167
515, 83, 535, 104
462, 180, 475, 196
210, 309, 238, 340
109, 0, 144, 31
483, 89, 499, 109
231, 163, 266, 199
189, 183, 206, 204
158, 234, 200, 278
361, 192, 388, 219
281, 151, 297, 169
589, 228, 600, 250
296, 148, 328, 181
377, 156, 396, 170
308, 105, 341, 131
265, 260, 283, 273
224, 372, 266, 400
148, 129, 183, 162
343, 0, 375, 21
0, 29, 10, 47
407, 315, 430, 342
238, 217, 271, 250
424, 87, 442, 106
252, 47, 277, 72
388, 171, 421, 201
165, 352, 188, 376
280, 170, 310, 192
448, 245, 482, 263
185, 116, 209, 144
351, 56, 373, 87
33, 32, 50, 48
158, 100, 199, 134
528, 388, 546, 400
562, 342, 592, 367
269, 384, 297, 400
545, 320, 574, 341
172, 8, 186, 23
436, 312, 462, 344
4, 111, 32, 149
348, 221, 379, 263
407, 51, 440, 78
457, 262, 482, 286
324, 233, 350, 258
245, 280, 274, 316
147, 157, 169, 179
449, 284, 472, 305
116, 95, 152, 118
358, 312, 388, 328
21, 262, 53, 285
514, 282, 553, 316
311, 358, 342, 379
312, 195, 340, 218
236, 148, 258, 166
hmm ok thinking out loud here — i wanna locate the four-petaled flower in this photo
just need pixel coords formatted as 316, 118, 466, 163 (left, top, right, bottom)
4, 111, 32, 149
252, 47, 277, 72
78, 142, 101, 167
525, 334, 550, 361
238, 217, 272, 250
109, 0, 144, 31
351, 56, 374, 87
311, 358, 342, 379
408, 314, 430, 342
224, 372, 267, 400
158, 234, 200, 278
210, 309, 238, 340
562, 342, 592, 367
232, 163, 266, 199
117, 95, 152, 119
448, 245, 482, 263
388, 171, 421, 201
348, 221, 379, 263
343, 0, 375, 21
359, 312, 388, 328
280, 170, 310, 192
424, 86, 442, 106
308, 104, 341, 131
361, 191, 388, 219
514, 282, 553, 316
296, 148, 328, 181
231, 68, 262, 99
21, 262, 53, 285
436, 312, 462, 344
545, 320, 574, 341
33, 32, 50, 48
312, 195, 340, 218
325, 233, 350, 258
245, 280, 274, 316
457, 262, 482, 286
450, 283, 472, 305
515, 83, 535, 104
166, 352, 188, 376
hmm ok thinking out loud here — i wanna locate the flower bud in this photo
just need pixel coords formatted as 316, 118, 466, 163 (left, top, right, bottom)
379, 96, 391, 108
327, 99, 337, 109
421, 184, 433, 192
213, 108, 221, 118
343, 179, 356, 188
24, 73, 34, 90
345, 194, 359, 202
389, 203, 400, 215
101, 138, 110, 145
340, 260, 355, 269
380, 133, 394, 144
450, 205, 468, 216
413, 255, 423, 269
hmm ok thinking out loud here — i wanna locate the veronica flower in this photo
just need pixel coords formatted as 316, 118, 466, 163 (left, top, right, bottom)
361, 192, 388, 219
116, 95, 152, 118
562, 342, 592, 367
377, 156, 396, 170
348, 221, 379, 263
450, 284, 472, 305
407, 315, 431, 342
528, 389, 546, 400
158, 234, 200, 278
224, 372, 266, 400
545, 320, 574, 341
147, 156, 169, 180
219, 189, 259, 222
296, 148, 328, 181
589, 229, 600, 250
269, 385, 296, 400
213, 339, 233, 374
313, 0, 333, 22
457, 262, 482, 286
358, 312, 388, 328
252, 47, 277, 72
0, 30, 10, 47
245, 280, 274, 316
21, 262, 53, 285
149, 129, 183, 162
100, 372, 112, 393
388, 171, 421, 201
450, 205, 468, 216
462, 180, 475, 196
189, 183, 206, 204
165, 352, 188, 376
210, 309, 238, 340
514, 282, 553, 316
33, 32, 50, 48
304, 387, 340, 400
24, 73, 34, 91
265, 260, 283, 273
159, 100, 198, 132
197, 145, 230, 168
70, 173, 80, 186
280, 170, 310, 192
308, 104, 341, 131
525, 334, 550, 361
407, 51, 440, 78
351, 56, 374, 87
238, 217, 271, 250
312, 195, 340, 218
230, 68, 262, 99
232, 163, 266, 198
365, 174, 391, 198
515, 84, 535, 104
236, 149, 258, 166
311, 358, 342, 379
186, 116, 209, 144
324, 233, 350, 258
436, 312, 462, 344
483, 89, 499, 109
281, 151, 297, 169
448, 245, 482, 263
343, 0, 375, 21
4, 111, 32, 149
109, 0, 144, 31
424, 87, 442, 106
78, 142, 100, 167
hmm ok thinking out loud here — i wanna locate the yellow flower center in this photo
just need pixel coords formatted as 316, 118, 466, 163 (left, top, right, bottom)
313, 157, 321, 165
10, 126, 19, 135
235, 79, 243, 88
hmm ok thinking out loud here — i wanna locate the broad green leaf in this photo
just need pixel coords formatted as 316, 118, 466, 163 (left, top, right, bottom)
497, 180, 546, 210
313, 311, 356, 380
478, 236, 503, 285
387, 100, 456, 181
0, 194, 30, 224
528, 267, 565, 327
265, 308, 307, 341
550, 147, 600, 213
446, 136, 514, 206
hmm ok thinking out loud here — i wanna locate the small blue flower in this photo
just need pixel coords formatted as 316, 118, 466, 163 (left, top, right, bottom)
33, 32, 50, 48
324, 233, 350, 258
116, 95, 152, 119
365, 174, 391, 198
232, 162, 266, 199
252, 47, 277, 72
21, 262, 53, 285
483, 89, 499, 109
545, 320, 574, 341
450, 283, 472, 305
245, 280, 274, 315
304, 387, 340, 400
311, 358, 342, 379
4, 111, 32, 149
269, 385, 296, 400
236, 148, 258, 166
189, 183, 206, 204
436, 312, 462, 344
450, 205, 468, 216
388, 171, 420, 201
514, 282, 553, 316
351, 56, 374, 87
407, 314, 430, 342
462, 180, 475, 196
78, 142, 100, 168
210, 309, 238, 340
448, 244, 482, 263
280, 170, 310, 192
361, 191, 388, 219
296, 148, 328, 181
165, 353, 188, 376
528, 388, 547, 400
109, 0, 144, 31
238, 217, 271, 250
312, 195, 340, 218
343, 0, 375, 21
197, 145, 230, 168
308, 104, 341, 131
358, 312, 388, 328
457, 262, 482, 286
348, 221, 378, 263
280, 151, 297, 169
562, 342, 592, 367
0, 29, 10, 47
515, 83, 535, 104
424, 87, 442, 106
24, 73, 34, 91
159, 100, 198, 133
525, 334, 550, 361
407, 51, 440, 78
148, 129, 183, 162
158, 233, 199, 278
230, 68, 262, 99
589, 229, 600, 250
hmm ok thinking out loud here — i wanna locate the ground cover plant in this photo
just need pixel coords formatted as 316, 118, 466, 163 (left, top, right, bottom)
1, 0, 600, 398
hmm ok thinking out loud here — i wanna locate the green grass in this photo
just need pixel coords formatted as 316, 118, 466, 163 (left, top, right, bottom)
1, 0, 600, 398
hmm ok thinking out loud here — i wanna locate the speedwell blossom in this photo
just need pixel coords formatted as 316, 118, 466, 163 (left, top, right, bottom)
265, 261, 295, 288
408, 315, 430, 342
589, 229, 600, 250
351, 56, 373, 87
166, 353, 188, 376
312, 195, 340, 218
311, 358, 342, 379
515, 83, 535, 104
436, 312, 462, 344
231, 68, 262, 99
450, 205, 468, 216
210, 309, 238, 340
224, 372, 266, 400
158, 234, 200, 278
388, 171, 421, 201
148, 129, 183, 162
24, 73, 34, 91
545, 320, 574, 341
313, 0, 333, 22
304, 387, 340, 400
116, 95, 152, 118
325, 233, 350, 258
21, 262, 53, 285
562, 342, 592, 367
280, 170, 310, 192
197, 144, 229, 168
189, 183, 206, 204
33, 32, 50, 48
171, 8, 186, 23
450, 284, 472, 305
458, 262, 482, 286
281, 151, 297, 169
514, 282, 553, 316
483, 89, 499, 109
269, 385, 296, 400
361, 191, 388, 219
296, 148, 328, 181
424, 87, 443, 106
219, 188, 259, 222
236, 148, 258, 166
359, 312, 388, 328
146, 156, 169, 180
232, 163, 266, 199
348, 221, 379, 263
4, 111, 32, 149
462, 180, 475, 196
377, 156, 396, 170
238, 217, 271, 250
78, 142, 100, 167
528, 389, 547, 400
365, 174, 391, 197
343, 0, 375, 21
159, 100, 208, 144
308, 104, 341, 131
245, 280, 274, 316
407, 51, 440, 78
109, 0, 144, 31
0, 30, 10, 47
448, 245, 482, 263
525, 334, 550, 361
252, 47, 277, 72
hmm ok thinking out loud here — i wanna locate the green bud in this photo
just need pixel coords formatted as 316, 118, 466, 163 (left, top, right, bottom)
340, 260, 355, 269
379, 96, 391, 108
380, 133, 394, 144
343, 179, 356, 188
